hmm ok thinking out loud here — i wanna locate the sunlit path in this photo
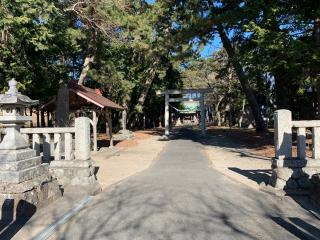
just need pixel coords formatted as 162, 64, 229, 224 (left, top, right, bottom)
50, 129, 320, 240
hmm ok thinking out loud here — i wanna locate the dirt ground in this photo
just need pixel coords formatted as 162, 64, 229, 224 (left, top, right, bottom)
205, 127, 274, 190
92, 129, 167, 190
97, 128, 164, 149
206, 126, 313, 158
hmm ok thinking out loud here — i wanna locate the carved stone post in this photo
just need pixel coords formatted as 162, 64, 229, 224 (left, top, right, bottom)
274, 109, 292, 160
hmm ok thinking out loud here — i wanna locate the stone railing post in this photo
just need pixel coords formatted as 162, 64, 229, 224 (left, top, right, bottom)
75, 117, 91, 160
271, 110, 320, 191
274, 109, 292, 160
312, 127, 320, 159
50, 117, 101, 195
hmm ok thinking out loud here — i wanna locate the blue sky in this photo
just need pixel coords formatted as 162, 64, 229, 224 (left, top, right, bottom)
199, 38, 222, 58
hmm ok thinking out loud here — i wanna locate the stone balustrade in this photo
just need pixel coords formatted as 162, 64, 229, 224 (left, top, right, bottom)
18, 117, 100, 194
271, 109, 320, 190
20, 127, 75, 162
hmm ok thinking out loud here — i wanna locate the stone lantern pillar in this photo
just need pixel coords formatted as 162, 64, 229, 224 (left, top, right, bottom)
0, 79, 61, 217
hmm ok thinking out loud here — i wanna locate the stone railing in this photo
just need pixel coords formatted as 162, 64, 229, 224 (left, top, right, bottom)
274, 109, 320, 160
20, 127, 75, 162
271, 109, 320, 190
16, 117, 100, 192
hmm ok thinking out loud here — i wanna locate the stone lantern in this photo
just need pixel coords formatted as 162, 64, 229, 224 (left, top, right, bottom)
0, 79, 61, 218
0, 79, 38, 150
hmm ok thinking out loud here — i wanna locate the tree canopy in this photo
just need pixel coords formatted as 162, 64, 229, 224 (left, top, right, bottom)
0, 0, 319, 130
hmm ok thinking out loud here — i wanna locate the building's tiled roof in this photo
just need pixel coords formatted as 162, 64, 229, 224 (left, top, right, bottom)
67, 80, 123, 110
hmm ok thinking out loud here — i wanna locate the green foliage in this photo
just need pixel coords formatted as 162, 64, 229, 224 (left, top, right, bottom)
0, 0, 319, 126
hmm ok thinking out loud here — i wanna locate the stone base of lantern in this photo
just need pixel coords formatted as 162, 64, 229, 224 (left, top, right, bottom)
0, 148, 62, 219
269, 158, 320, 190
50, 160, 101, 196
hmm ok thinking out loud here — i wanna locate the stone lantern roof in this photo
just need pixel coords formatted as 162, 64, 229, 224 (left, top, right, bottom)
0, 79, 38, 106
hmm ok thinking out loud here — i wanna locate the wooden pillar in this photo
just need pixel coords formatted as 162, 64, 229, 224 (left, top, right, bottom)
92, 110, 98, 152
165, 94, 169, 136
105, 109, 113, 147
41, 110, 45, 127
200, 93, 206, 134
36, 108, 40, 127
47, 111, 50, 127
122, 109, 127, 132
56, 85, 70, 127
30, 107, 33, 127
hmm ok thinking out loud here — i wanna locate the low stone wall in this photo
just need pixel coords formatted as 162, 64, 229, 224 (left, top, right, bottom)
271, 110, 320, 191
269, 159, 319, 190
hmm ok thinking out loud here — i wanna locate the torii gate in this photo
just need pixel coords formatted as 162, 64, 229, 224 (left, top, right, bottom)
157, 89, 211, 136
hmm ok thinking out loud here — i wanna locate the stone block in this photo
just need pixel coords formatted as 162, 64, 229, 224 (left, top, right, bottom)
304, 159, 320, 167
50, 160, 91, 168
0, 164, 48, 183
0, 149, 36, 162
0, 156, 41, 171
302, 167, 320, 177
0, 173, 51, 194
273, 168, 294, 181
0, 178, 61, 219
274, 178, 287, 189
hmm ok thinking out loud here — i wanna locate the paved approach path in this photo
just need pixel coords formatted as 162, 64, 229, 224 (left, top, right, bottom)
51, 129, 320, 240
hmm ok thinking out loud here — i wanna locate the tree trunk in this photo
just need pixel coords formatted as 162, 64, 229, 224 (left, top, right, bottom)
128, 66, 157, 127
136, 67, 156, 111
217, 24, 267, 132
238, 99, 246, 128
274, 70, 290, 109
78, 55, 94, 85
104, 109, 113, 147
214, 95, 224, 126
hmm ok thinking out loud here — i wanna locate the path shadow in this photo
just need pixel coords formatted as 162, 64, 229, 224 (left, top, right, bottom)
0, 199, 36, 239
271, 217, 320, 240
228, 167, 271, 185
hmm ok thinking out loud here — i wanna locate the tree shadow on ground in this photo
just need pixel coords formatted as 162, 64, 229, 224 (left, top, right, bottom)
52, 178, 320, 240
270, 217, 320, 240
228, 167, 272, 185
0, 199, 36, 239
